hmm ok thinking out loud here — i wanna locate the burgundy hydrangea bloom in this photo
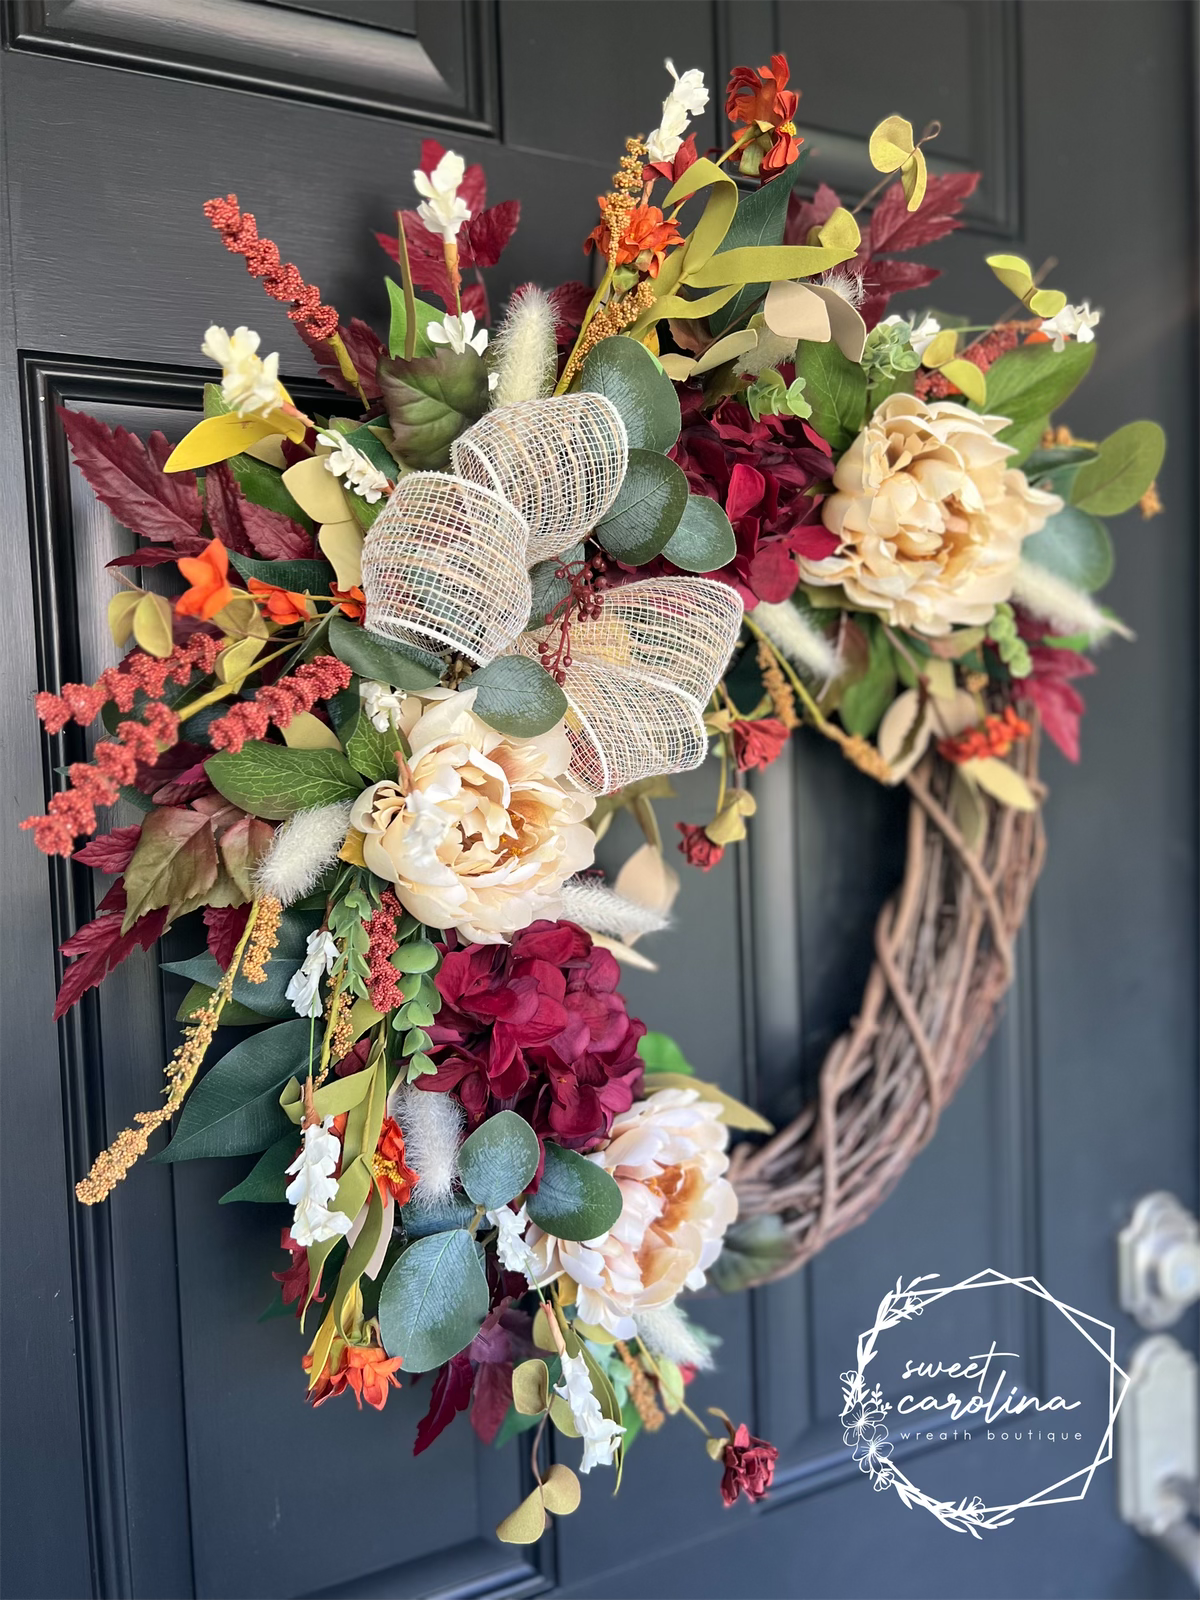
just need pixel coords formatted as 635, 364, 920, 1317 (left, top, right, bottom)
418, 920, 645, 1150
665, 388, 838, 607
720, 1424, 779, 1506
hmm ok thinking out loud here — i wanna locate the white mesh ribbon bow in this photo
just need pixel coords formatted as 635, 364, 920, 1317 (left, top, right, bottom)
361, 392, 744, 794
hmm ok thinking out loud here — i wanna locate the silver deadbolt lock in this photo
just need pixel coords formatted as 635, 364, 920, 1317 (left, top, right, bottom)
1118, 1193, 1200, 1330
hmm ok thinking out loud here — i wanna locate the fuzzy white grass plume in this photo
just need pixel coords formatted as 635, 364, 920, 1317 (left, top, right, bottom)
389, 1083, 464, 1208
559, 878, 670, 941
255, 801, 353, 906
733, 330, 798, 377
1011, 560, 1133, 642
490, 286, 557, 407
753, 598, 841, 680
634, 1303, 716, 1371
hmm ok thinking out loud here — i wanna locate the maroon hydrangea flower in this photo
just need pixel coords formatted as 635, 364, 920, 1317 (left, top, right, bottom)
418, 920, 645, 1150
664, 388, 838, 608
720, 1423, 779, 1506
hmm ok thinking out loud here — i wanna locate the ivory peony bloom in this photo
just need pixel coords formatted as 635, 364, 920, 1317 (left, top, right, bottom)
799, 394, 1061, 635
349, 689, 595, 943
524, 1087, 738, 1338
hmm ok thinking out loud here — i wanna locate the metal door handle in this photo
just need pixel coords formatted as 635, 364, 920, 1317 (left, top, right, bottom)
1117, 1335, 1200, 1590
1119, 1193, 1200, 1329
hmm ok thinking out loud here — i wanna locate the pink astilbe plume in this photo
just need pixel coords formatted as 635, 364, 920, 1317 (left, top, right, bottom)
204, 194, 339, 341
365, 890, 405, 1013
207, 656, 352, 753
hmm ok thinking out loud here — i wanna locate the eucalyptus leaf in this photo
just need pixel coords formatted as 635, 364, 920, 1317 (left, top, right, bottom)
464, 655, 568, 738
155, 1019, 315, 1163
528, 544, 583, 629
977, 341, 1096, 433
205, 742, 363, 820
578, 337, 680, 453
660, 494, 736, 573
525, 1142, 623, 1242
594, 449, 688, 565
457, 1110, 540, 1209
377, 1228, 489, 1372
327, 610, 442, 689
227, 551, 334, 594
1070, 420, 1165, 516
379, 348, 489, 470
400, 1191, 478, 1237
219, 1131, 298, 1204
1022, 504, 1114, 592
794, 340, 868, 455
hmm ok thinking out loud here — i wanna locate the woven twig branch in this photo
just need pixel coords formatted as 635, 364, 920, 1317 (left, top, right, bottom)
728, 731, 1046, 1282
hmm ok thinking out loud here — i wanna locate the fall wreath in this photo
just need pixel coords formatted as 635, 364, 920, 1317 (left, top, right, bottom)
22, 51, 1163, 1539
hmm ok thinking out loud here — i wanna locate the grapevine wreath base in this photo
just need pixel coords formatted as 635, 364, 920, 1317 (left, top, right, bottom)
728, 734, 1045, 1282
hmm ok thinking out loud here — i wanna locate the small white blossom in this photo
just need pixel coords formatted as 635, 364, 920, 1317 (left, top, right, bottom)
285, 1117, 353, 1246
359, 679, 405, 733
427, 311, 488, 357
1039, 301, 1101, 353
285, 928, 339, 1020
555, 1351, 625, 1473
201, 325, 281, 418
486, 1204, 539, 1278
413, 150, 472, 243
882, 311, 942, 357
646, 60, 708, 165
316, 431, 391, 504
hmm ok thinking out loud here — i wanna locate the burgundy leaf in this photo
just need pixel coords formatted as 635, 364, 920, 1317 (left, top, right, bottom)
549, 281, 594, 340
414, 1352, 474, 1455
54, 886, 168, 1020
297, 317, 384, 401
201, 463, 258, 556
204, 904, 250, 968
463, 200, 520, 269
74, 824, 143, 874
205, 463, 313, 559
868, 171, 979, 254
460, 281, 488, 323
59, 409, 205, 546
1022, 640, 1096, 763
133, 741, 210, 798
107, 543, 204, 569
785, 182, 846, 247
469, 1361, 514, 1446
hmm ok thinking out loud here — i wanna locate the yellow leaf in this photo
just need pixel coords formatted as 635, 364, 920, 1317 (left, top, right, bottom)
496, 1489, 546, 1546
281, 1070, 373, 1125
532, 1304, 558, 1353
572, 1319, 618, 1345
326, 330, 364, 393
900, 149, 927, 211
868, 115, 915, 172
920, 329, 959, 369
656, 1357, 685, 1414
164, 413, 281, 472
706, 1436, 727, 1461
875, 688, 929, 784
687, 242, 856, 289
987, 252, 1067, 316
663, 158, 739, 277
512, 1358, 550, 1416
540, 1464, 582, 1516
549, 1395, 580, 1437
339, 827, 367, 867
631, 285, 739, 335
642, 1071, 775, 1134
107, 590, 142, 649
959, 756, 1038, 812
939, 358, 987, 407
319, 519, 364, 589
348, 995, 384, 1041
1028, 287, 1067, 318
213, 596, 269, 640
925, 657, 957, 701
282, 711, 342, 751
283, 455, 352, 523
705, 789, 757, 846
215, 635, 265, 685
815, 207, 862, 254
131, 591, 174, 658
658, 329, 759, 380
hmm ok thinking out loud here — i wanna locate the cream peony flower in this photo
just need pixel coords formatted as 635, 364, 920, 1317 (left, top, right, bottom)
524, 1087, 738, 1338
800, 393, 1061, 636
349, 689, 595, 943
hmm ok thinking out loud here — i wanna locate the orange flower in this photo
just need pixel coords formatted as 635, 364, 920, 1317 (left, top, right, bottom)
725, 53, 803, 177
176, 538, 234, 619
373, 1116, 419, 1206
331, 583, 366, 620
585, 205, 685, 279
303, 1331, 402, 1411
247, 577, 312, 626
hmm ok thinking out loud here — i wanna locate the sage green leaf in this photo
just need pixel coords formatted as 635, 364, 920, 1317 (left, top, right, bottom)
227, 551, 334, 594
219, 1131, 298, 1204
390, 942, 439, 974
706, 1214, 796, 1293
385, 279, 442, 359
379, 348, 489, 470
529, 544, 583, 629
706, 152, 810, 337
458, 1110, 540, 1209
839, 619, 897, 737
344, 708, 405, 782
661, 494, 736, 573
999, 413, 1048, 465
794, 340, 868, 456
1022, 504, 1115, 592
377, 1228, 489, 1372
205, 742, 363, 820
525, 1142, 623, 1241
637, 1030, 695, 1076
976, 341, 1096, 433
594, 449, 688, 565
511, 1357, 550, 1416
327, 610, 441, 689
1070, 420, 1166, 516
155, 1019, 315, 1162
400, 1191, 478, 1237
578, 337, 680, 453
495, 1488, 546, 1546
228, 454, 314, 531
464, 655, 568, 738
163, 907, 317, 1020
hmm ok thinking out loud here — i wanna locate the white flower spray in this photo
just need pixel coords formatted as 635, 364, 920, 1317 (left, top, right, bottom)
285, 1117, 353, 1246
285, 929, 339, 1020
752, 598, 841, 681
201, 325, 280, 418
489, 286, 558, 408
388, 1082, 464, 1208
256, 801, 353, 907
1011, 561, 1132, 642
555, 1351, 625, 1473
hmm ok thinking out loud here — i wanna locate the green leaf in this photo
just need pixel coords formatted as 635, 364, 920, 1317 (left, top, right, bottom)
525, 1142, 623, 1242
794, 340, 868, 455
458, 1110, 541, 1210
528, 544, 583, 630
378, 348, 489, 471
660, 494, 736, 574
219, 1131, 298, 1204
706, 153, 810, 337
205, 742, 363, 820
976, 341, 1096, 433
155, 1019, 315, 1162
1070, 420, 1165, 516
327, 610, 441, 689
228, 454, 314, 531
163, 907, 317, 1020
175, 980, 268, 1026
390, 941, 439, 974
464, 655, 568, 737
227, 551, 334, 594
121, 805, 218, 931
344, 708, 405, 782
1000, 414, 1048, 466
385, 280, 442, 359
594, 449, 688, 565
839, 619, 897, 737
1022, 504, 1115, 592
400, 1191, 478, 1237
577, 337, 680, 453
377, 1228, 489, 1372
637, 1031, 695, 1075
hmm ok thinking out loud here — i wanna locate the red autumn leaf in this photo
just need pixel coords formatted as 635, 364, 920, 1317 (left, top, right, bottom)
54, 885, 168, 1020
107, 544, 203, 570
59, 408, 206, 547
413, 1351, 474, 1456
785, 182, 848, 248
297, 317, 384, 401
205, 463, 314, 560
1023, 643, 1096, 763
463, 200, 520, 269
549, 280, 594, 339
868, 170, 980, 255
218, 813, 273, 900
74, 824, 143, 874
201, 463, 257, 556
121, 805, 220, 928
204, 904, 250, 969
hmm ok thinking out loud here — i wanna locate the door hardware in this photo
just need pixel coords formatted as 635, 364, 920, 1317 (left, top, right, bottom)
1118, 1335, 1199, 1589
1119, 1193, 1200, 1330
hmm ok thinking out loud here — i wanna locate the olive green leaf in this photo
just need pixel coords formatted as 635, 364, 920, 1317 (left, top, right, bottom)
1022, 504, 1114, 592
155, 1019, 315, 1162
794, 339, 868, 456
326, 610, 442, 689
1070, 421, 1165, 517
379, 347, 489, 470
661, 494, 737, 573
205, 742, 364, 820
